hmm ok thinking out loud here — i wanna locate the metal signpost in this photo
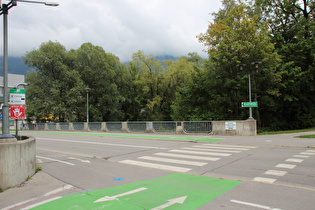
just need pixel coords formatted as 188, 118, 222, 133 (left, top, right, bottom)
9, 89, 26, 138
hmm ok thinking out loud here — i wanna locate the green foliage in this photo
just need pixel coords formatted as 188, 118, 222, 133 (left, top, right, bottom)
35, 164, 42, 173
22, 0, 314, 131
24, 41, 130, 122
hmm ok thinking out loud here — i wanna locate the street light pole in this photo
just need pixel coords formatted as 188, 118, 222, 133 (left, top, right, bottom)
0, 0, 58, 138
238, 61, 260, 119
248, 70, 253, 119
86, 87, 90, 123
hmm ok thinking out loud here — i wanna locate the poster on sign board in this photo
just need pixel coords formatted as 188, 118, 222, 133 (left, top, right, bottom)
10, 105, 25, 120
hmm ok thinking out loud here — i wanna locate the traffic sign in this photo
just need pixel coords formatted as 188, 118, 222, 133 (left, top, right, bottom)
9, 89, 26, 105
241, 102, 258, 107
10, 105, 25, 119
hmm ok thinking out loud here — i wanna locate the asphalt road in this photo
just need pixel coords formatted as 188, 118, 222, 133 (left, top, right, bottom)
1, 131, 315, 209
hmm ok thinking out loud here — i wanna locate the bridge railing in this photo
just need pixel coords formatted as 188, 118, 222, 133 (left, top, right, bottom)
25, 119, 257, 136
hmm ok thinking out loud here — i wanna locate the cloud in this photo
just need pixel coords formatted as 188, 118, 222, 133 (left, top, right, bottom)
1, 0, 221, 62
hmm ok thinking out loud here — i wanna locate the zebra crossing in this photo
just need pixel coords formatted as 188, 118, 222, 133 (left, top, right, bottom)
119, 144, 257, 173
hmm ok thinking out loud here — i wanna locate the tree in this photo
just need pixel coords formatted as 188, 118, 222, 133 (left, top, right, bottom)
130, 50, 166, 120
24, 41, 84, 122
182, 3, 282, 124
72, 43, 130, 122
255, 0, 315, 129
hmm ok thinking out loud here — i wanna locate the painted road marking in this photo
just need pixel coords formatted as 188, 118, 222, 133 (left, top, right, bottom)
264, 170, 287, 176
300, 152, 315, 155
186, 147, 241, 153
3, 185, 76, 210
197, 145, 250, 151
293, 155, 309, 158
119, 160, 192, 172
253, 177, 276, 184
138, 156, 208, 166
155, 152, 221, 161
275, 164, 296, 169
94, 187, 147, 202
21, 197, 62, 210
231, 200, 282, 210
169, 149, 231, 156
37, 159, 43, 163
203, 144, 257, 149
285, 158, 303, 163
151, 196, 187, 210
38, 137, 168, 150
31, 173, 241, 210
36, 156, 75, 166
306, 150, 315, 153
68, 157, 91, 163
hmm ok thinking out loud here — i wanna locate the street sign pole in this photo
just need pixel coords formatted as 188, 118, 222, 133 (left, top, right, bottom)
248, 73, 252, 119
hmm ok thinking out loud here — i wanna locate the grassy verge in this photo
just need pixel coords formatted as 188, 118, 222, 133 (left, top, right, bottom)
296, 134, 315, 139
258, 127, 315, 135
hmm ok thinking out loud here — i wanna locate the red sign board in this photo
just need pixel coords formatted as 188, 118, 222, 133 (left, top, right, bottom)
10, 105, 25, 120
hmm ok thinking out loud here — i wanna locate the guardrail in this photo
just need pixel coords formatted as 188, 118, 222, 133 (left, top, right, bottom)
24, 119, 257, 136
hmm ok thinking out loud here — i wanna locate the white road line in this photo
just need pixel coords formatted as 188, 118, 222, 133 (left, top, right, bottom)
37, 159, 43, 163
68, 157, 91, 163
185, 147, 241, 153
264, 170, 287, 176
169, 149, 231, 157
300, 152, 315, 155
306, 150, 315, 153
44, 185, 74, 197
36, 156, 75, 166
275, 164, 296, 169
293, 155, 309, 158
21, 197, 62, 210
253, 177, 276, 184
38, 137, 167, 150
138, 156, 207, 166
198, 145, 249, 151
2, 198, 37, 210
203, 144, 257, 149
231, 200, 282, 210
285, 158, 303, 163
2, 185, 75, 210
119, 160, 191, 172
155, 152, 221, 161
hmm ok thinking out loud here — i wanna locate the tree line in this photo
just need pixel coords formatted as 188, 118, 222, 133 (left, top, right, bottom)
24, 0, 314, 131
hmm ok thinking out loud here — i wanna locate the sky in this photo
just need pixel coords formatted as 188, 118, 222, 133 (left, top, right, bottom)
1, 0, 222, 62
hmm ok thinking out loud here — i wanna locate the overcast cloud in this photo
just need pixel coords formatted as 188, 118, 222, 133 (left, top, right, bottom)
1, 0, 221, 62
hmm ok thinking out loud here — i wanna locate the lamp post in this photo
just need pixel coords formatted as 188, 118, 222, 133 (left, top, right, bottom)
0, 0, 58, 138
239, 61, 260, 119
85, 87, 90, 123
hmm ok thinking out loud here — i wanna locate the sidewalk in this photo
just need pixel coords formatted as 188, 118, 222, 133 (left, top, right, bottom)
0, 171, 81, 210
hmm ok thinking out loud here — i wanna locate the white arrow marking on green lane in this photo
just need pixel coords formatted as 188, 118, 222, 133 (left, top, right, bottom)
151, 196, 187, 210
94, 187, 148, 203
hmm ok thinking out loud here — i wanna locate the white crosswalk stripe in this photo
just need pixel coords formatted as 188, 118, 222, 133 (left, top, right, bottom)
154, 152, 221, 161
185, 147, 241, 153
119, 144, 256, 172
169, 149, 231, 156
138, 156, 207, 166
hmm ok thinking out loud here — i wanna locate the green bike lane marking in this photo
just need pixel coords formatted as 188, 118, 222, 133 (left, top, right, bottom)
31, 173, 241, 210
21, 131, 222, 142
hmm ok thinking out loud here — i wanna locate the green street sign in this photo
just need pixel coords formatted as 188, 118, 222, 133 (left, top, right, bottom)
9, 89, 26, 105
241, 102, 258, 107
